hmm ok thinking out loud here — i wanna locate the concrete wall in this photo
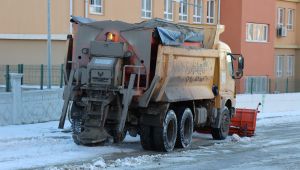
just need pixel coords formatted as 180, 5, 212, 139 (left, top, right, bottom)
0, 74, 63, 126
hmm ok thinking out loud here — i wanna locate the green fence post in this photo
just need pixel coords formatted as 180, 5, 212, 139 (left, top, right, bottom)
286, 78, 289, 93
40, 64, 44, 90
5, 65, 10, 92
60, 64, 64, 88
17, 64, 24, 85
250, 78, 253, 94
21, 64, 24, 85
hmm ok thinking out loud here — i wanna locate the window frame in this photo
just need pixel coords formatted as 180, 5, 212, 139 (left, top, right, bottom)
164, 0, 173, 21
246, 23, 269, 43
287, 55, 295, 77
277, 8, 285, 28
90, 0, 103, 15
193, 0, 203, 24
141, 0, 152, 19
179, 0, 188, 22
276, 55, 284, 77
287, 9, 294, 30
206, 0, 215, 24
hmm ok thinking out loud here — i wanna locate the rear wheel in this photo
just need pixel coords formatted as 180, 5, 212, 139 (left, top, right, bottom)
70, 103, 84, 145
140, 125, 154, 150
153, 110, 177, 152
212, 107, 230, 140
176, 108, 194, 148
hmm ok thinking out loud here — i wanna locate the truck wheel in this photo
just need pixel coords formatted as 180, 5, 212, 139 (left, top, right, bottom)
70, 103, 84, 145
212, 107, 230, 140
176, 108, 193, 148
140, 125, 154, 150
153, 110, 177, 152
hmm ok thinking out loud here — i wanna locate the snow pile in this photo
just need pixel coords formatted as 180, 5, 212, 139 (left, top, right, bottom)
109, 154, 163, 168
237, 93, 300, 113
230, 134, 252, 143
93, 158, 107, 168
257, 111, 300, 126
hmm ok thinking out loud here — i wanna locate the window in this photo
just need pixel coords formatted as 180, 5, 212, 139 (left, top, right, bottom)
207, 0, 215, 24
193, 0, 203, 23
141, 0, 152, 19
277, 8, 285, 27
90, 0, 103, 14
287, 56, 295, 76
287, 9, 294, 30
164, 0, 173, 21
245, 76, 269, 94
179, 0, 188, 22
246, 23, 269, 42
276, 56, 284, 77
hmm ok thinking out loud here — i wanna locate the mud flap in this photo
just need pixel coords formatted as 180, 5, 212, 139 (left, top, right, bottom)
59, 69, 75, 129
118, 74, 136, 135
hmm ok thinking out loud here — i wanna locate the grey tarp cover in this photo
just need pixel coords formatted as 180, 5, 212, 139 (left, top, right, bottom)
156, 27, 204, 46
70, 16, 204, 46
71, 16, 96, 24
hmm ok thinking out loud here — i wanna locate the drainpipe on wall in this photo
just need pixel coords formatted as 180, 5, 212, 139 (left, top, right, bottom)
69, 0, 73, 34
218, 0, 221, 24
85, 0, 88, 18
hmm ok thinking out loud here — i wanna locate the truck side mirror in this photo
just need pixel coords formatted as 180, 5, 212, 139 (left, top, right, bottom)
238, 55, 244, 70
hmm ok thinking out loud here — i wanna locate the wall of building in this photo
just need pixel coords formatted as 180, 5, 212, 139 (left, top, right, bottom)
275, 1, 298, 46
0, 40, 67, 65
219, 0, 242, 54
240, 0, 276, 78
297, 3, 300, 45
0, 0, 220, 65
78, 0, 219, 25
0, 0, 70, 34
297, 3, 300, 90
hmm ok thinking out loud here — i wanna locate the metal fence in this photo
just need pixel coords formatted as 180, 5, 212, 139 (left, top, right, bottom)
237, 77, 300, 94
0, 64, 64, 92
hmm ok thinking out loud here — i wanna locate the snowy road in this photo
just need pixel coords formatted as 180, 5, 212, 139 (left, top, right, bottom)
1, 110, 300, 170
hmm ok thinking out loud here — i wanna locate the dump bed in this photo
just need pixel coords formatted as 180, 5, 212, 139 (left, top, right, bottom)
152, 45, 220, 102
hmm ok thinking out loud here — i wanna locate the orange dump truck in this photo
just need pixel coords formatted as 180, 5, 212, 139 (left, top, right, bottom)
59, 16, 244, 152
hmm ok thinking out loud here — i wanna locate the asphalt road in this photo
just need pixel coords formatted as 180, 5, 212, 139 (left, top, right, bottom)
51, 121, 300, 170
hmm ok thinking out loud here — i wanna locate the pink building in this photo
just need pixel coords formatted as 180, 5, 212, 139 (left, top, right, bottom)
220, 0, 277, 93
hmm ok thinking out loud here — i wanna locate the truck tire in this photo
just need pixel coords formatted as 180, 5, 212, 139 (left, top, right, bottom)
153, 110, 177, 152
71, 103, 84, 145
140, 125, 154, 150
176, 108, 193, 148
211, 107, 230, 140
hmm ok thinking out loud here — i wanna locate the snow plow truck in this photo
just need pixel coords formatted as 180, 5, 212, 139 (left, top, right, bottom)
59, 16, 244, 152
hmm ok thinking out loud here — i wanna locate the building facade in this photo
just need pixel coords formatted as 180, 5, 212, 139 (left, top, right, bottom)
0, 0, 220, 65
275, 0, 300, 92
220, 0, 276, 93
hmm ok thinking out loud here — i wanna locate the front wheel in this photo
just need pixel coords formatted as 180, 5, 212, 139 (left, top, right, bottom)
212, 107, 230, 140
